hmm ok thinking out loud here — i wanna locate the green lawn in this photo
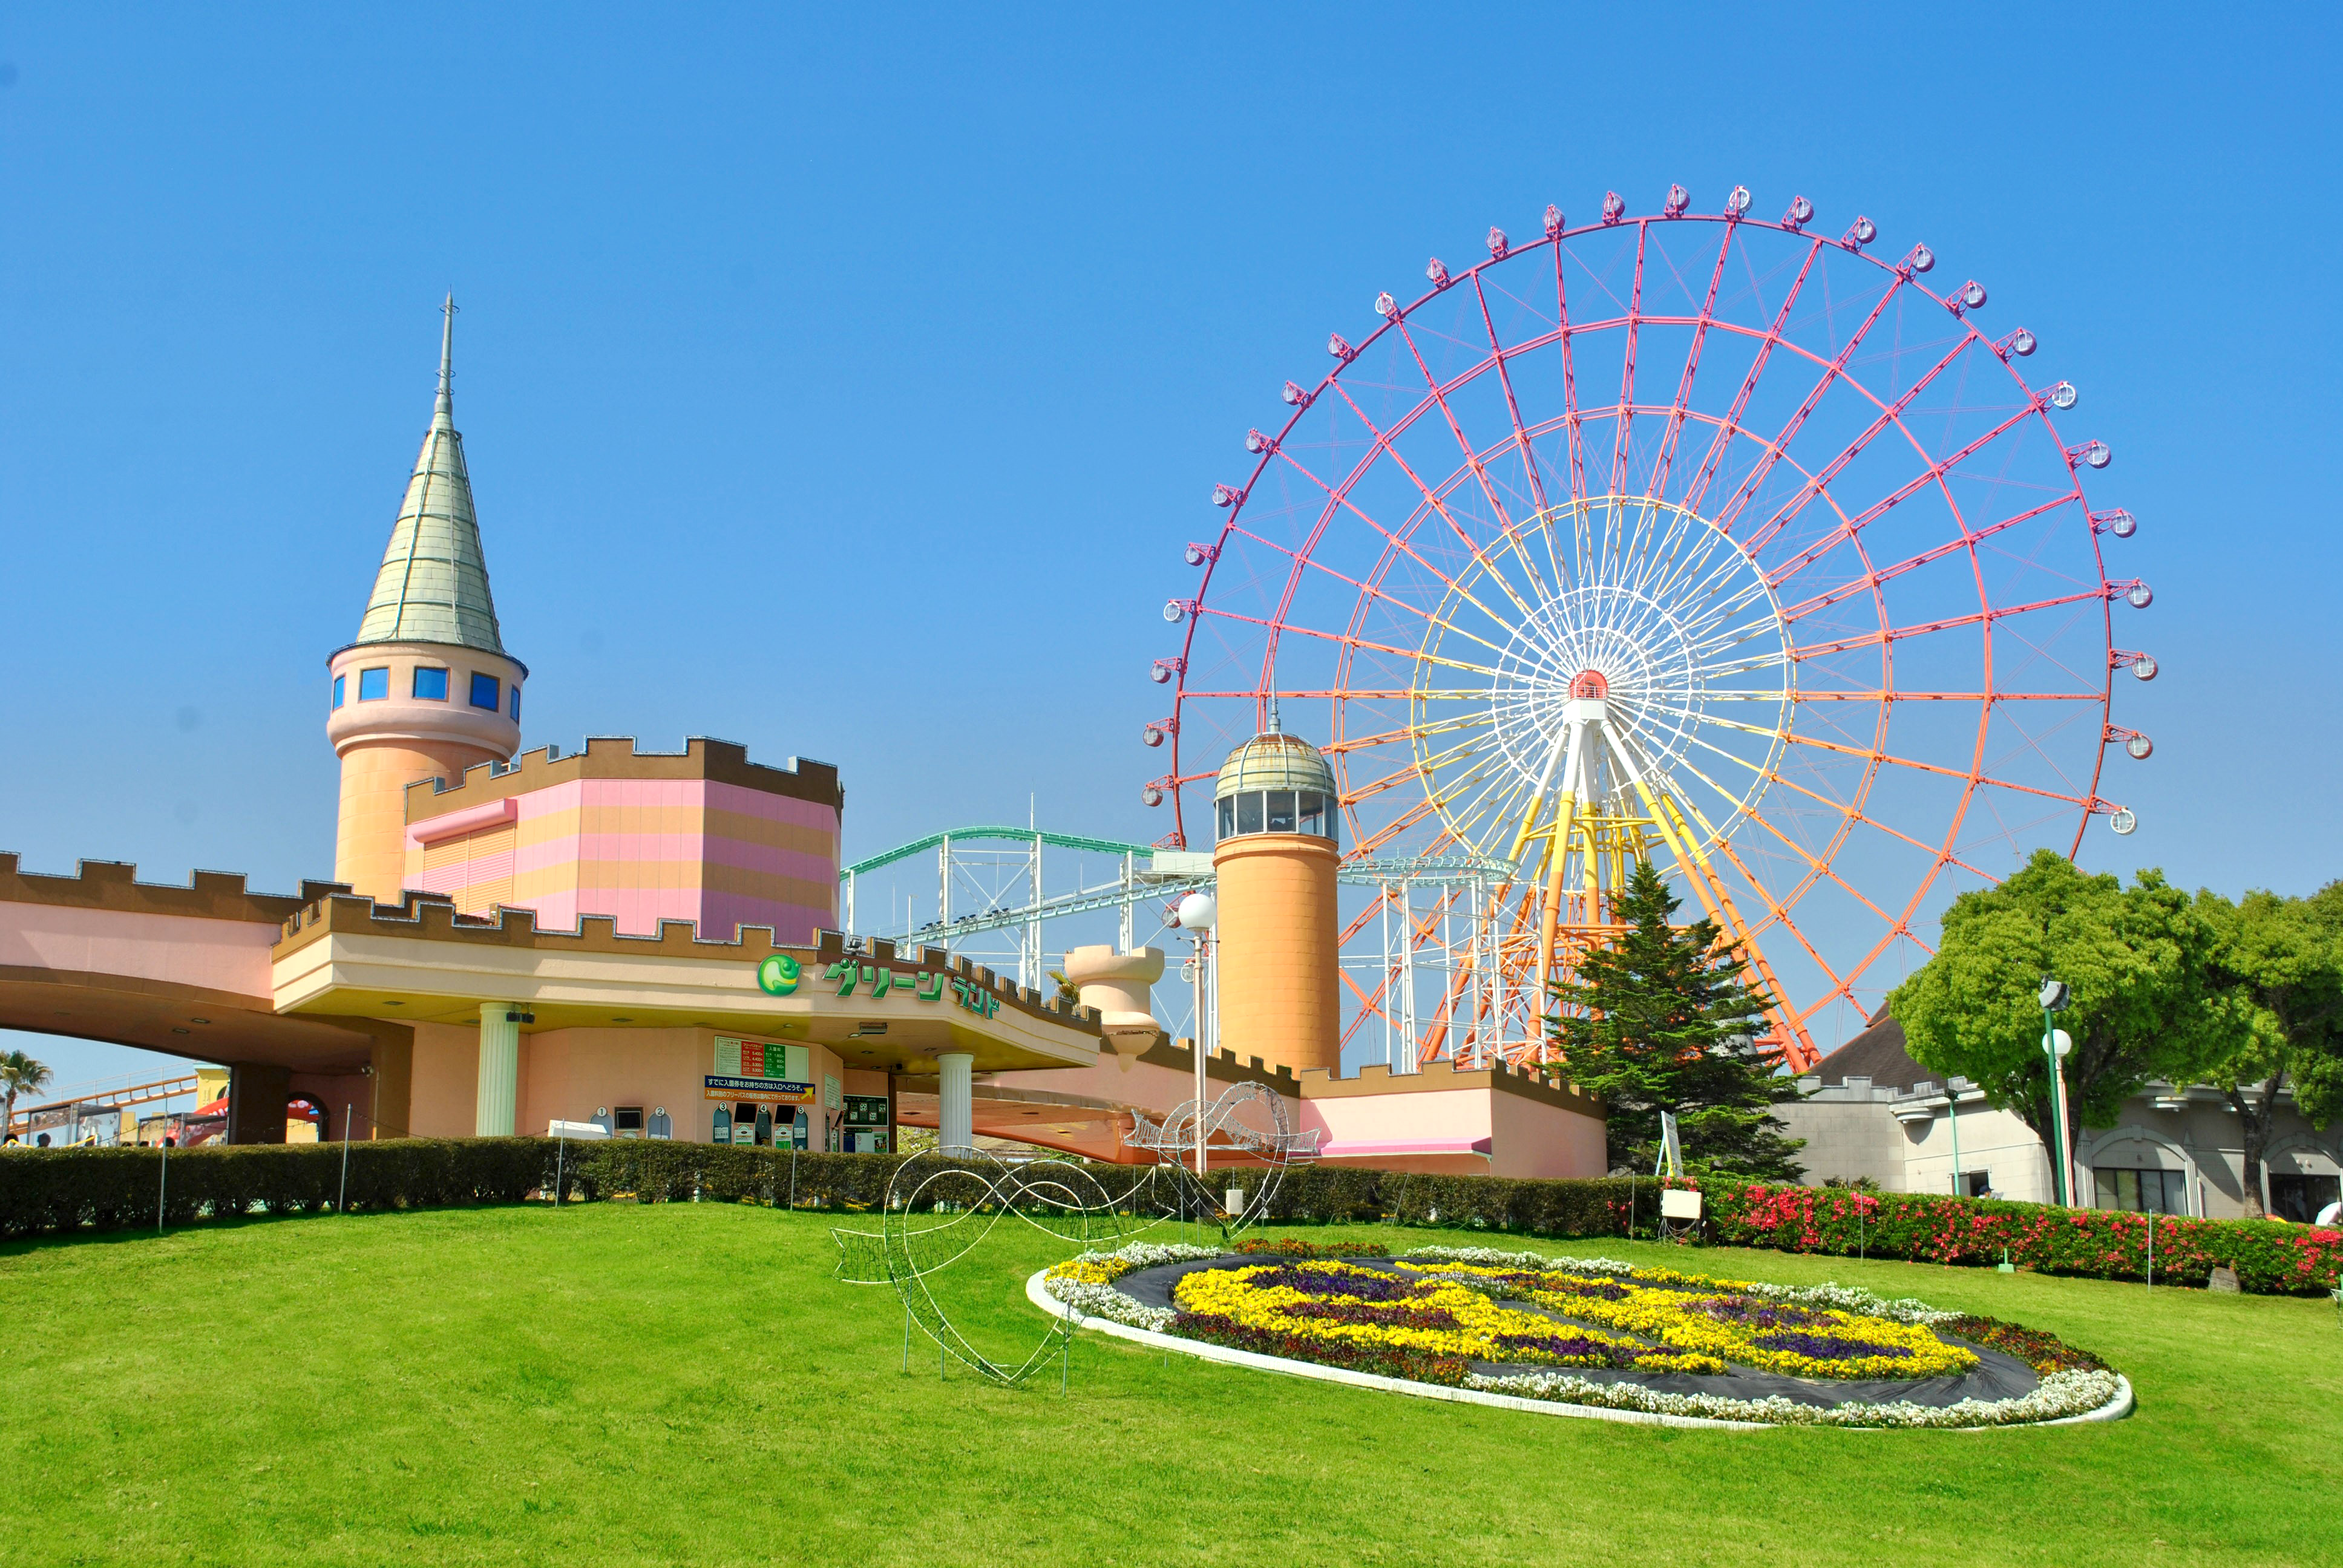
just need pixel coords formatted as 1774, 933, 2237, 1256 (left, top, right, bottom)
4, 1203, 2338, 1567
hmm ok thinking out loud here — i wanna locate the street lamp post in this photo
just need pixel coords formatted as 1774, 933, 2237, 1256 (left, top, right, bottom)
1176, 892, 1217, 1180
2039, 978, 2076, 1206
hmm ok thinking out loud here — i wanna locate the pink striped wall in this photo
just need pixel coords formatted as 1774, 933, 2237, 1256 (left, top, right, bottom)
410, 776, 837, 942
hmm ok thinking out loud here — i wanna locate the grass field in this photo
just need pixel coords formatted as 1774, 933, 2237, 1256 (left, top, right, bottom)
4, 1202, 2338, 1567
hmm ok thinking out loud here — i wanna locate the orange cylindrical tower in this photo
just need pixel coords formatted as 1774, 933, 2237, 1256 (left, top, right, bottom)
1209, 725, 1342, 1076
327, 298, 525, 904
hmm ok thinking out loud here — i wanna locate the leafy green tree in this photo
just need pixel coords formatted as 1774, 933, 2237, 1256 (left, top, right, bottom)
1, 1049, 53, 1144
1544, 858, 1805, 1180
1889, 850, 2215, 1184
2186, 886, 2343, 1217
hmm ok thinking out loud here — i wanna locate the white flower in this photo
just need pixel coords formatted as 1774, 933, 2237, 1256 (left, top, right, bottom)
1462, 1368, 2120, 1428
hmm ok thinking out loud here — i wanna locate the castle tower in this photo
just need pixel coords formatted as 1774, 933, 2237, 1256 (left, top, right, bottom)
1210, 715, 1340, 1076
326, 299, 525, 903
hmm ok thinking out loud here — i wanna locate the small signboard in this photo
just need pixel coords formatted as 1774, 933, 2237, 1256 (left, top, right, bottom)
707, 1036, 816, 1103
1659, 1189, 1704, 1221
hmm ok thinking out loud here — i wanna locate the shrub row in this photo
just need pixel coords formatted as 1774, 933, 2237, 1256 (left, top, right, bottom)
1702, 1181, 2343, 1296
4, 1141, 2336, 1296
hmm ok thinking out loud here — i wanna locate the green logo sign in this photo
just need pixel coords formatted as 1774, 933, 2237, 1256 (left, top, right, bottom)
756, 953, 802, 996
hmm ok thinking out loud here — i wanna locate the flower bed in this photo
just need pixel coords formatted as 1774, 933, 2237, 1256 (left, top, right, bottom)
1040, 1242, 2125, 1429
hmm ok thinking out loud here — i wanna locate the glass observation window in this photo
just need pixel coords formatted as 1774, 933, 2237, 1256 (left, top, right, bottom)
331, 675, 345, 710
1216, 798, 1234, 840
412, 667, 450, 701
508, 684, 521, 722
1236, 791, 1264, 835
356, 667, 389, 701
1266, 789, 1297, 833
470, 672, 501, 711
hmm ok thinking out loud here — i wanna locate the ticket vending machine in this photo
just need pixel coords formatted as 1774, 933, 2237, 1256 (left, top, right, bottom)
841, 1094, 891, 1154
790, 1109, 810, 1150
710, 1106, 731, 1145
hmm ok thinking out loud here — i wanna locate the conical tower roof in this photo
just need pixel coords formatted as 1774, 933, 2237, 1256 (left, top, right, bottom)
351, 298, 506, 653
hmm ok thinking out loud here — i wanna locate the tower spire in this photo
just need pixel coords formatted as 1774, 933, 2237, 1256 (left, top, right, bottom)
435, 293, 456, 427
349, 298, 505, 653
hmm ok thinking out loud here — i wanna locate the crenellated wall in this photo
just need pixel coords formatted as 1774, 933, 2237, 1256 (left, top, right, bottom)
399, 736, 842, 942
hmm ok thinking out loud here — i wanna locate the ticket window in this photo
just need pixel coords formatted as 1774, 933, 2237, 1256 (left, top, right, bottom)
614, 1106, 645, 1140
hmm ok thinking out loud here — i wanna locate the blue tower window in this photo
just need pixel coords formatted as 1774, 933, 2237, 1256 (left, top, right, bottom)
471, 672, 500, 711
331, 675, 346, 710
413, 667, 450, 701
356, 667, 389, 702
508, 684, 521, 722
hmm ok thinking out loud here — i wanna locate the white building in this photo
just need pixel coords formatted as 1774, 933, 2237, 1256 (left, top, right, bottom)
1777, 1012, 2343, 1221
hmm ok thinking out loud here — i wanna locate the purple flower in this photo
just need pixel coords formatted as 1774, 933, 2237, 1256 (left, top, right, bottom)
1749, 1331, 1911, 1361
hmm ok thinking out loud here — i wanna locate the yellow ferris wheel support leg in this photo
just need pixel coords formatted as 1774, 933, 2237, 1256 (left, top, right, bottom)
1647, 788, 1818, 1070
1530, 791, 1578, 1054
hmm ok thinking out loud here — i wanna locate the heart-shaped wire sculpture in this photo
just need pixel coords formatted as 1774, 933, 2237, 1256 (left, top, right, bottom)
832, 1085, 1320, 1386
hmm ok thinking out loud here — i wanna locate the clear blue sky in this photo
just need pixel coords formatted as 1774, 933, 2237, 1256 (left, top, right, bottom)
3, 4, 2336, 1087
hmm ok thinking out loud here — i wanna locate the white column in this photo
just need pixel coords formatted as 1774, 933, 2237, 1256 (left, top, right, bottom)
477, 1003, 520, 1137
937, 1052, 974, 1154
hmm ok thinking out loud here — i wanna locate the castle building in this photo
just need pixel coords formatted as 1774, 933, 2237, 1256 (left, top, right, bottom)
0, 307, 1614, 1180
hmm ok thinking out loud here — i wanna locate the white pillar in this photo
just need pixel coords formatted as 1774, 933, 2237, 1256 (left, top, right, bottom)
937, 1052, 974, 1154
477, 1003, 520, 1137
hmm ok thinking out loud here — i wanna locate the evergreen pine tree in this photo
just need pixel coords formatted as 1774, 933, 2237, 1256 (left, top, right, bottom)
1545, 858, 1806, 1180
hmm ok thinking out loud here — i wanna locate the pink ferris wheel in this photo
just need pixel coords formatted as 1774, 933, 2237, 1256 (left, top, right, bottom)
1143, 185, 2152, 1071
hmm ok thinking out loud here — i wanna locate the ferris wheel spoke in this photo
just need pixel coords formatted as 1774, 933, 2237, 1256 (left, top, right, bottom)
1326, 710, 1495, 759
1765, 725, 2098, 811
1680, 239, 1823, 519
1271, 449, 1536, 639
1661, 720, 1989, 889
1348, 791, 1447, 858
1200, 603, 1504, 682
1469, 270, 1557, 524
1643, 221, 1738, 504
1759, 400, 2046, 580
1676, 814, 1855, 1014
1550, 239, 1588, 501
1788, 586, 2114, 660
1736, 332, 1975, 562
1776, 495, 2073, 622
1659, 751, 1901, 935
1323, 381, 1544, 624
1387, 316, 1562, 606
1608, 224, 1650, 497
1709, 271, 1909, 541
1228, 524, 1529, 664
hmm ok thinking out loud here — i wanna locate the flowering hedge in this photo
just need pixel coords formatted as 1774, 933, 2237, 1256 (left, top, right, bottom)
1700, 1182, 2343, 1296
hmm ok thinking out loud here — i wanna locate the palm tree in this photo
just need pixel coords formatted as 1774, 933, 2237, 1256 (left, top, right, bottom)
1, 1050, 54, 1145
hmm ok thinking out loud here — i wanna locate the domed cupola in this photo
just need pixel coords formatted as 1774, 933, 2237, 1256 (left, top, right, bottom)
1213, 712, 1338, 846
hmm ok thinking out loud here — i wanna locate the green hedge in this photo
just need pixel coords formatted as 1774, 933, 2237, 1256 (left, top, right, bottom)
4, 1142, 2336, 1296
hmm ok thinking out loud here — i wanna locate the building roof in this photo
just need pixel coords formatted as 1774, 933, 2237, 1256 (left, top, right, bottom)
1216, 727, 1335, 799
1804, 1007, 1933, 1090
350, 298, 506, 655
